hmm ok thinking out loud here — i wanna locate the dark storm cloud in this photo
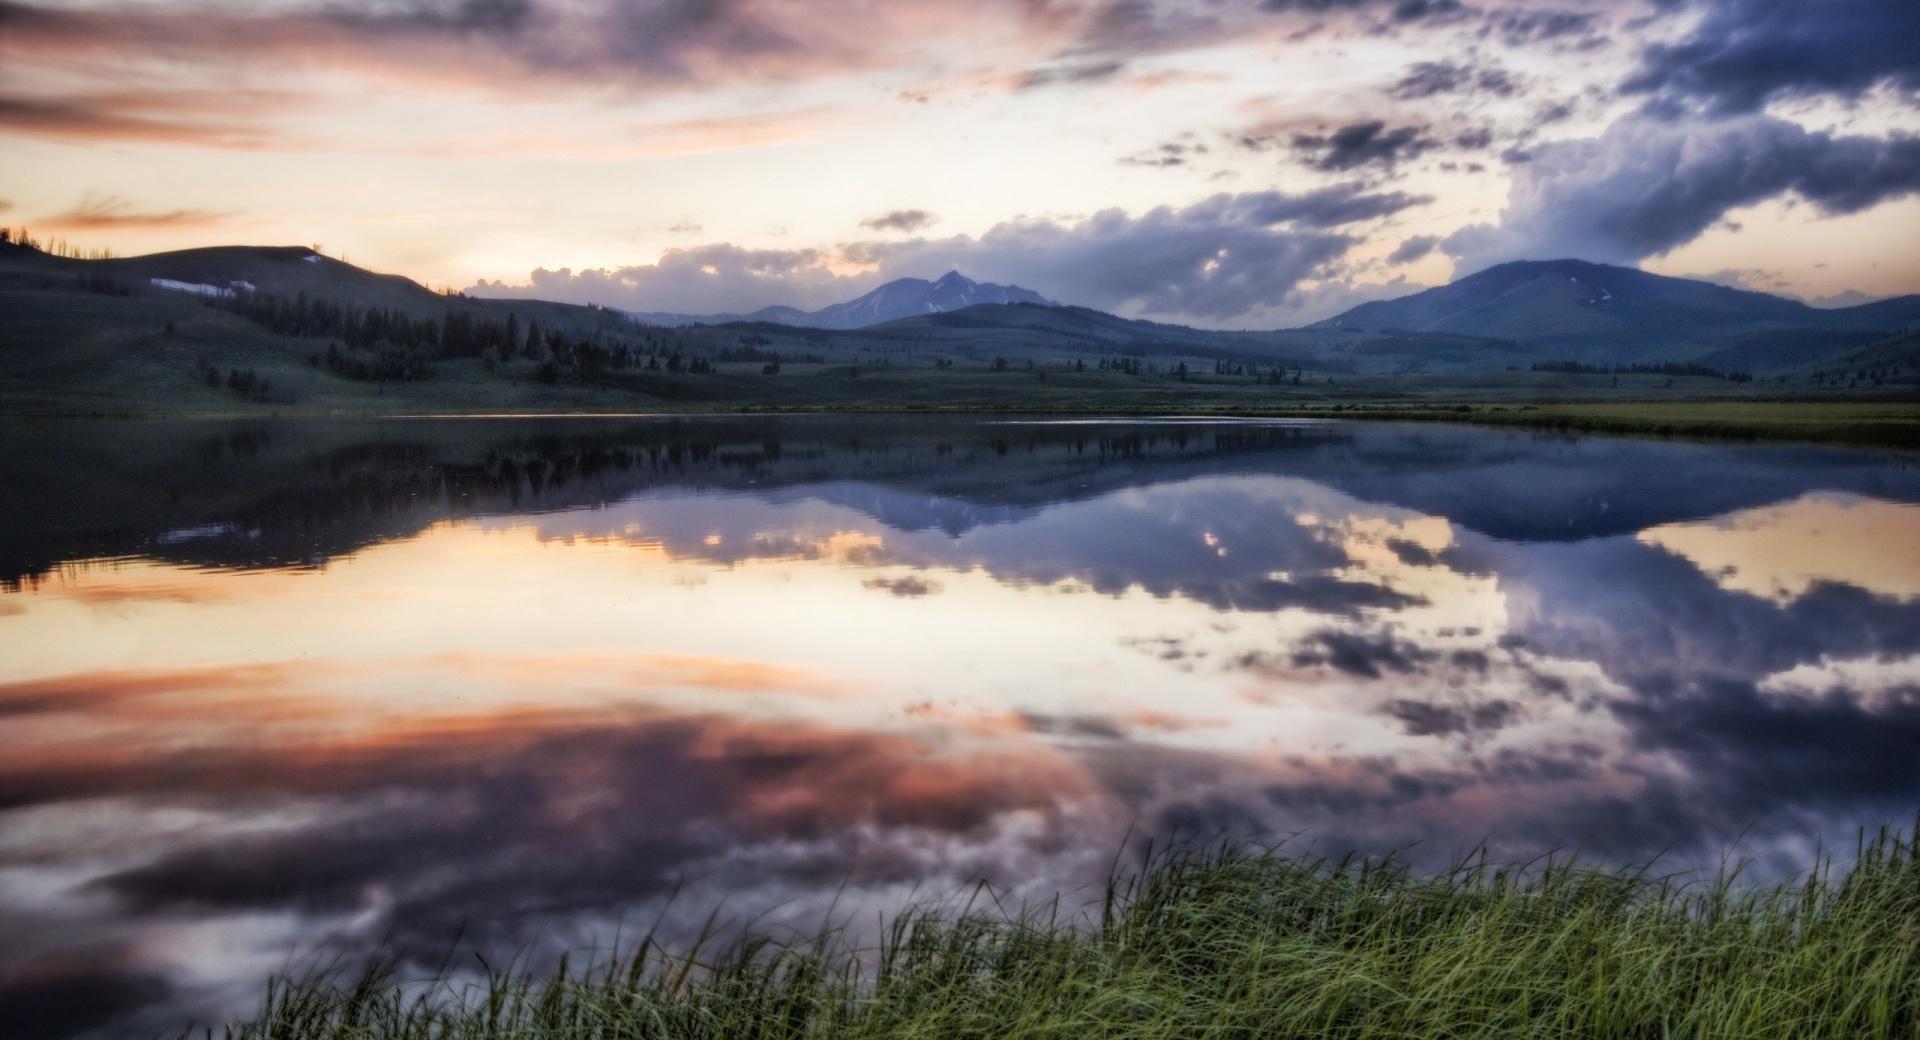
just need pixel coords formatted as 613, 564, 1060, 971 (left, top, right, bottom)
1385, 534, 1440, 563
1478, 6, 1600, 47
1445, 114, 1920, 269
1256, 0, 1467, 24
1452, 126, 1495, 149
1382, 697, 1516, 736
862, 574, 944, 597
1388, 60, 1518, 99
1288, 628, 1437, 678
859, 209, 937, 233
326, 0, 537, 36
1622, 0, 1920, 115
1233, 183, 1433, 226
1290, 121, 1440, 171
0, 0, 1057, 114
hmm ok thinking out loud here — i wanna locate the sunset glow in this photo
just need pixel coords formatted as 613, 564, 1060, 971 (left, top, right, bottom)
5, 0, 1917, 325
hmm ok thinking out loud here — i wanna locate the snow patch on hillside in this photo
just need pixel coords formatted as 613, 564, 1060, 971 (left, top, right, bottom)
150, 278, 234, 299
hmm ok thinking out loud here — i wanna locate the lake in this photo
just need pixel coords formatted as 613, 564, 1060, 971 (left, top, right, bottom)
3, 415, 1919, 1038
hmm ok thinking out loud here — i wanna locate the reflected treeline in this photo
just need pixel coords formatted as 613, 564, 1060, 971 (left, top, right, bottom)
0, 418, 1361, 588
5, 416, 1918, 591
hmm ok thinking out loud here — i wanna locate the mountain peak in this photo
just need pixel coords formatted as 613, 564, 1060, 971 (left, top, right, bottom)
934, 270, 971, 285
1304, 255, 1920, 366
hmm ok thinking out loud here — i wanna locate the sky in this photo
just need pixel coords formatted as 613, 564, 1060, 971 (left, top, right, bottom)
2, 0, 1917, 327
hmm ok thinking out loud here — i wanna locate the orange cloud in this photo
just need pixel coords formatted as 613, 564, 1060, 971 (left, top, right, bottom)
36, 193, 234, 231
426, 649, 848, 698
0, 92, 286, 150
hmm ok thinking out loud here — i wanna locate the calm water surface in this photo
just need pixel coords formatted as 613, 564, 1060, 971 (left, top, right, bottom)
3, 415, 1919, 1037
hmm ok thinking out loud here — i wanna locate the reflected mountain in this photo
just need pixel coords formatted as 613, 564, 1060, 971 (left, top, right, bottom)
4, 416, 1918, 589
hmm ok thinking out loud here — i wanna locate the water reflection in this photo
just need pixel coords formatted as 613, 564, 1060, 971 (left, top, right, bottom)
2, 416, 1918, 1038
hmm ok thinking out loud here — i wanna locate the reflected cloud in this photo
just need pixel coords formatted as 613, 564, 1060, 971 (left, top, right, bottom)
1639, 493, 1920, 604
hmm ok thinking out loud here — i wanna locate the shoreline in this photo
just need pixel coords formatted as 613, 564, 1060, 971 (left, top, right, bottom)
196, 825, 1920, 1039
9, 399, 1920, 449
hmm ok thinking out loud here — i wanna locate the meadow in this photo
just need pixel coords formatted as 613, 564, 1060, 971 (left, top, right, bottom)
196, 826, 1920, 1040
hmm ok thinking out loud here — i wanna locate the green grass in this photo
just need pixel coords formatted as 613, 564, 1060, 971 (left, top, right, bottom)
1268, 401, 1920, 448
197, 825, 1920, 1039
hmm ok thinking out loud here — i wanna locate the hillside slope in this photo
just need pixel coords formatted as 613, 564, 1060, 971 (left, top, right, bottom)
1315, 259, 1920, 365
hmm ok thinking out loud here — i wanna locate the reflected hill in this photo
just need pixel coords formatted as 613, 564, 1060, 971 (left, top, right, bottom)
5, 416, 1919, 590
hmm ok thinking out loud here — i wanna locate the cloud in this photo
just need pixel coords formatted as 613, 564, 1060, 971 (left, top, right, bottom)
1444, 114, 1920, 270
1622, 0, 1920, 115
860, 209, 937, 233
1257, 0, 1469, 24
1382, 697, 1515, 736
1288, 628, 1437, 679
0, 91, 285, 149
471, 242, 862, 315
1477, 6, 1601, 48
1387, 234, 1439, 264
1119, 138, 1210, 167
1388, 60, 1517, 100
1289, 120, 1440, 170
476, 187, 1426, 324
36, 193, 231, 230
1232, 183, 1433, 226
862, 574, 944, 597
1015, 59, 1127, 89
0, 0, 1071, 132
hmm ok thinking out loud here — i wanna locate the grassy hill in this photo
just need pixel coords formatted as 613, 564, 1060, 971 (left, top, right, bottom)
3, 242, 1917, 426
1314, 259, 1920, 366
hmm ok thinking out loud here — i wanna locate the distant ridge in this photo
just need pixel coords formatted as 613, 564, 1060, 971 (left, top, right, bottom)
1313, 259, 1920, 366
8, 241, 1913, 381
625, 271, 1053, 330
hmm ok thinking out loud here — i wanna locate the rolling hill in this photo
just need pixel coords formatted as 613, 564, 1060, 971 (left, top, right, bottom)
3, 240, 1917, 415
0, 242, 643, 340
1313, 259, 1920, 366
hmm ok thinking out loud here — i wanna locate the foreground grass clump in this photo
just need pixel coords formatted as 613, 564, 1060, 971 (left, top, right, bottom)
204, 828, 1920, 1039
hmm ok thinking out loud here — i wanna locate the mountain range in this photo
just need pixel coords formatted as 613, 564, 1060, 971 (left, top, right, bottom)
1310, 259, 1920, 370
614, 257, 1920, 374
628, 271, 1052, 330
620, 257, 1919, 372
4, 240, 1917, 406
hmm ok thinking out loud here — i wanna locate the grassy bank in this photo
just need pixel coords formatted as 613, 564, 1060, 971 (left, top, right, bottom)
1340, 401, 1920, 448
11, 389, 1920, 448
1262, 401, 1920, 448
203, 827, 1920, 1039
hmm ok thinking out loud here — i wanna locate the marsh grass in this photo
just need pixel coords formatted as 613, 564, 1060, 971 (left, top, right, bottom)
197, 825, 1920, 1039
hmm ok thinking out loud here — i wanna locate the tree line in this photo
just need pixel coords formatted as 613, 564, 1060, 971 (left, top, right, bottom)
1531, 359, 1754, 382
